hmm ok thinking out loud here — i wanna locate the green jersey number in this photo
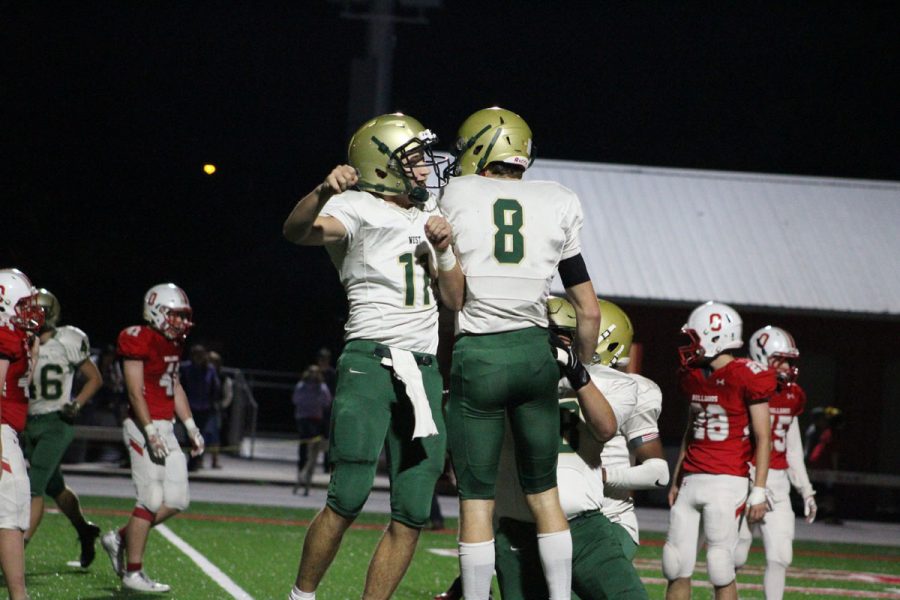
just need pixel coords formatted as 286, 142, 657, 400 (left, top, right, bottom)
34, 364, 65, 401
493, 198, 524, 263
399, 253, 432, 307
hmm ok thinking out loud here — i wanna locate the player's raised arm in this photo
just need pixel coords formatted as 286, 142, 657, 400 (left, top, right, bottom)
283, 165, 354, 245
550, 332, 617, 441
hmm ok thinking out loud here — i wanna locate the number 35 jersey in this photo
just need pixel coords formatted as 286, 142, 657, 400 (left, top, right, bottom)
679, 358, 776, 477
29, 325, 92, 416
117, 325, 183, 421
759, 381, 806, 470
321, 190, 439, 354
439, 175, 584, 335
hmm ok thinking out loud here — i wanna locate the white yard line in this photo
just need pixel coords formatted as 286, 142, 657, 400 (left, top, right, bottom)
155, 524, 255, 600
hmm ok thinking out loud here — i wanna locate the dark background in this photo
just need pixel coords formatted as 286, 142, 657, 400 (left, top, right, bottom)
4, 4, 900, 489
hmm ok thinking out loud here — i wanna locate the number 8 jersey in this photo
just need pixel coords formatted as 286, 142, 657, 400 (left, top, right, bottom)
679, 358, 776, 477
117, 325, 183, 421
439, 174, 583, 335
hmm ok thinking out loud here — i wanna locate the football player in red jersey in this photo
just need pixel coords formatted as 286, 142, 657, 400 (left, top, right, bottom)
0, 267, 44, 600
100, 283, 204, 594
733, 326, 816, 600
662, 301, 775, 600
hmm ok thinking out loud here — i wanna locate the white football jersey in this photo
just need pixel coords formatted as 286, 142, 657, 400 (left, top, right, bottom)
439, 175, 584, 335
600, 372, 663, 543
494, 364, 637, 522
321, 190, 440, 354
29, 326, 91, 415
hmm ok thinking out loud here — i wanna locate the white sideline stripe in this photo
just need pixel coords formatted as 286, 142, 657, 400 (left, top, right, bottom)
156, 524, 255, 600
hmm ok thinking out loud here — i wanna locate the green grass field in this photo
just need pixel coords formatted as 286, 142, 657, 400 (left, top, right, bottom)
14, 495, 900, 599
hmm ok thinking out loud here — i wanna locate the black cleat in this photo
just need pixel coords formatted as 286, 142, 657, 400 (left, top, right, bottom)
78, 522, 102, 568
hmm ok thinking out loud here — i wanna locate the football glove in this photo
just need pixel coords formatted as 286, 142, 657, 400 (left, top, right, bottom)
143, 424, 169, 464
184, 418, 205, 457
549, 331, 591, 391
60, 400, 81, 424
803, 493, 817, 524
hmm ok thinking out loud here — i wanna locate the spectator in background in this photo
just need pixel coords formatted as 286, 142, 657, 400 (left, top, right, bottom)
208, 351, 232, 467
315, 348, 337, 396
179, 345, 220, 471
292, 365, 332, 495
806, 406, 844, 523
315, 347, 337, 471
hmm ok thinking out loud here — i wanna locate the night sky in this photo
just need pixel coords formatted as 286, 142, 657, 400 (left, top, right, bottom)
4, 2, 898, 372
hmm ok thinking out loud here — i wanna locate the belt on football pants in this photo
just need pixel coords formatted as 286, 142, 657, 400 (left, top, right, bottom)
373, 345, 433, 366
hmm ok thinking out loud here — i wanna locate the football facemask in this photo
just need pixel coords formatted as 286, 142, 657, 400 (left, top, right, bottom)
0, 268, 45, 332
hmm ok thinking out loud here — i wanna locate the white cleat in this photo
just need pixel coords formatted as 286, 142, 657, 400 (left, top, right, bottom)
122, 570, 171, 593
100, 530, 124, 576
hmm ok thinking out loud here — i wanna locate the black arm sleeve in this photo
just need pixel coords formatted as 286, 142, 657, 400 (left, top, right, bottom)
558, 253, 591, 288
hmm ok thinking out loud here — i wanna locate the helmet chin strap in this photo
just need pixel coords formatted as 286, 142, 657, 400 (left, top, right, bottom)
409, 187, 429, 204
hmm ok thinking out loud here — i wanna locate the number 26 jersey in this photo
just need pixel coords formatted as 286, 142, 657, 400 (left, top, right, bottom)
117, 325, 183, 421
679, 358, 776, 477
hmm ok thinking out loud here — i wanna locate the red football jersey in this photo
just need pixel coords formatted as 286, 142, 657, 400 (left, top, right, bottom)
117, 325, 183, 421
680, 358, 777, 477
0, 324, 33, 432
756, 381, 806, 470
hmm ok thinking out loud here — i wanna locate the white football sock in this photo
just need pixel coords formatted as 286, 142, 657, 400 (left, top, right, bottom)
764, 561, 787, 600
289, 585, 315, 600
459, 539, 495, 600
537, 529, 573, 600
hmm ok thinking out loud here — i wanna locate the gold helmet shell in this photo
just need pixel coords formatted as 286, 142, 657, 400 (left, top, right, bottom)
35, 288, 61, 329
450, 107, 534, 176
547, 296, 634, 366
347, 113, 441, 202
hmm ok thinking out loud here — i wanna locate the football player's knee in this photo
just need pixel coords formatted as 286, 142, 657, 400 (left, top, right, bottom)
327, 462, 374, 519
706, 546, 737, 587
390, 494, 432, 528
138, 483, 164, 513
733, 532, 751, 568
767, 540, 793, 568
165, 482, 189, 511
662, 542, 692, 581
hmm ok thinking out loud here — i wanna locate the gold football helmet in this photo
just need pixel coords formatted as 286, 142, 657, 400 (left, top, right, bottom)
35, 288, 61, 329
449, 107, 534, 177
348, 113, 443, 203
547, 296, 634, 366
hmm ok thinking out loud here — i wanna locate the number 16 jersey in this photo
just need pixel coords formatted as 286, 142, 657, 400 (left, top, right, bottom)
679, 358, 776, 477
439, 175, 584, 335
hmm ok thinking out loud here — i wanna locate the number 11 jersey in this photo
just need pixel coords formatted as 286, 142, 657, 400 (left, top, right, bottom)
439, 174, 584, 335
679, 358, 776, 477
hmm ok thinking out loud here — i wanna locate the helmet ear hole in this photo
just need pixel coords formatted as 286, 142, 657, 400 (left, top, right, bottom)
711, 335, 720, 344
608, 342, 619, 352
472, 144, 484, 156
375, 168, 388, 180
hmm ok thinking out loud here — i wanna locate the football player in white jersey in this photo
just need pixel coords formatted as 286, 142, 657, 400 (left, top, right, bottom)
733, 326, 817, 600
283, 113, 464, 600
551, 297, 669, 561
440, 107, 600, 600
23, 289, 103, 566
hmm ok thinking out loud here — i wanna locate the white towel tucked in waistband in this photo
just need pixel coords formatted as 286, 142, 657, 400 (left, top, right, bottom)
380, 347, 439, 439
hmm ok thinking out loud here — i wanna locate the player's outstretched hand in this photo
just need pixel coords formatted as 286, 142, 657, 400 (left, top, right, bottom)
425, 216, 453, 252
188, 426, 206, 458
321, 165, 358, 196
549, 330, 591, 391
803, 494, 817, 524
